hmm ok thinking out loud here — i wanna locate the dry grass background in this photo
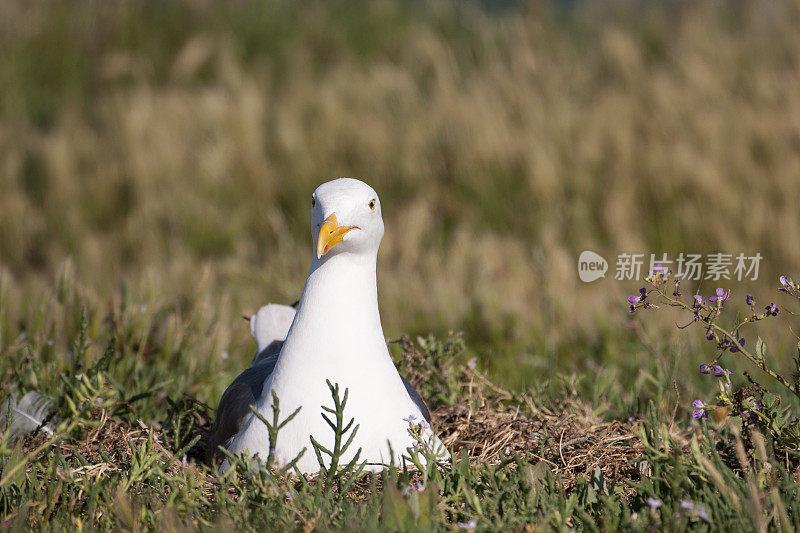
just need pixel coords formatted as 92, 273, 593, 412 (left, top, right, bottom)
1, 0, 800, 395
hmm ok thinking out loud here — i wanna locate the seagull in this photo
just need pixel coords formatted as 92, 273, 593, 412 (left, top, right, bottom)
208, 178, 446, 473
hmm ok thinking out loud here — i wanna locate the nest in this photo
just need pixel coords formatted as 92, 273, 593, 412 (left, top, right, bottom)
428, 371, 643, 493
20, 369, 645, 499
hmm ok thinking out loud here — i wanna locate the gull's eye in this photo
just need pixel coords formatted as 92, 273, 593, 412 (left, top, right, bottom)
312, 197, 316, 208
368, 198, 377, 211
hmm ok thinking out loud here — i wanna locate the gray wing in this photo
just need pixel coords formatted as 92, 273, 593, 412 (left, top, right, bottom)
251, 340, 284, 366
206, 345, 280, 463
206, 341, 432, 462
401, 375, 431, 424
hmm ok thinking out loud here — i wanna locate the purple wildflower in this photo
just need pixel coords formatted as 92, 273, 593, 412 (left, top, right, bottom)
697, 504, 709, 521
628, 288, 649, 312
746, 293, 754, 306
457, 520, 477, 530
742, 397, 763, 419
680, 499, 695, 512
707, 287, 730, 303
403, 414, 417, 424
729, 336, 745, 353
691, 400, 709, 420
765, 303, 780, 316
673, 279, 681, 297
648, 263, 667, 279
646, 497, 662, 509
693, 294, 705, 306
778, 275, 797, 294
699, 364, 711, 374
742, 405, 760, 418
710, 365, 732, 378
705, 328, 714, 341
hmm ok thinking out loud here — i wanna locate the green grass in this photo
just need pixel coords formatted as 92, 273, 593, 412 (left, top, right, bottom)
3, 0, 800, 529
2, 281, 800, 530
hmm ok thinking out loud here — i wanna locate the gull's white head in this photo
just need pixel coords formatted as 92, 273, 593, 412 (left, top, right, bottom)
311, 178, 385, 260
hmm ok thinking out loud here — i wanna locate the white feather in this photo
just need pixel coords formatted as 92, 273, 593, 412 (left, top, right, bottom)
0, 391, 54, 438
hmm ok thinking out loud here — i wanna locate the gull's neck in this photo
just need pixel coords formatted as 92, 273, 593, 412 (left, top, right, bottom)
267, 250, 386, 390
303, 251, 382, 333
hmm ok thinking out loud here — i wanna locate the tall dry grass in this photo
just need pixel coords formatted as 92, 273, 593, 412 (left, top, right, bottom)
1, 0, 800, 389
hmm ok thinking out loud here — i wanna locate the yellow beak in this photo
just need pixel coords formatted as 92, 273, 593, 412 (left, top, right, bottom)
316, 213, 358, 259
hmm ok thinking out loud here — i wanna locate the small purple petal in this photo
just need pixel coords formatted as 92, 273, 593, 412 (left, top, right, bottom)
673, 280, 682, 297
647, 497, 662, 509
697, 504, 709, 521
